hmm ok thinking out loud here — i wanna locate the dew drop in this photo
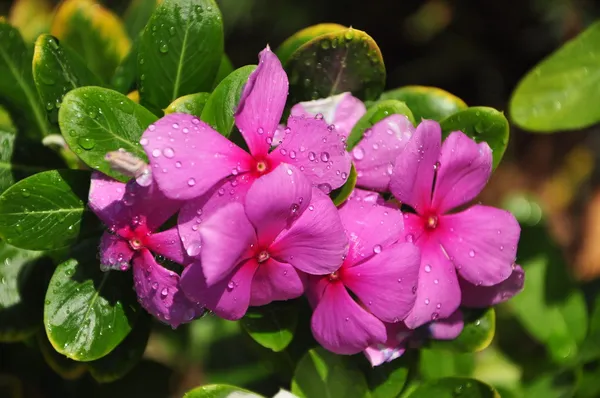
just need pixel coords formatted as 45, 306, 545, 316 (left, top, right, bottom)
320, 152, 330, 162
352, 146, 365, 160
308, 151, 316, 161
469, 249, 475, 258
424, 264, 432, 273
163, 147, 175, 158
151, 282, 158, 290
160, 287, 168, 298
78, 137, 96, 150
187, 178, 196, 187
186, 241, 202, 257
373, 244, 382, 254
140, 138, 149, 146
405, 234, 414, 243
227, 281, 235, 290
424, 298, 430, 305
152, 149, 161, 158
159, 43, 169, 53
175, 161, 182, 168
289, 150, 297, 159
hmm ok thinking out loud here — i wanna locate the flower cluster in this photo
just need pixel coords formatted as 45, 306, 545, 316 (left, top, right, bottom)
88, 46, 524, 365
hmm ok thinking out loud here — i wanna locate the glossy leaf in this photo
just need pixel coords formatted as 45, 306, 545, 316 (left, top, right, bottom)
364, 356, 410, 398
37, 330, 87, 380
59, 87, 157, 181
44, 242, 138, 362
0, 170, 96, 251
419, 349, 475, 381
111, 38, 139, 94
509, 21, 600, 132
522, 370, 577, 398
184, 384, 264, 398
0, 130, 65, 194
33, 34, 103, 124
201, 65, 256, 136
331, 164, 357, 206
440, 107, 509, 170
165, 92, 210, 116
286, 27, 386, 104
291, 347, 370, 398
380, 86, 467, 122
347, 99, 415, 150
8, 0, 53, 43
88, 313, 151, 382
0, 20, 49, 138
0, 242, 53, 341
408, 377, 499, 398
277, 23, 347, 65
124, 0, 161, 39
212, 54, 234, 89
138, 0, 224, 114
580, 294, 600, 362
241, 301, 297, 352
430, 308, 495, 353
51, 0, 131, 82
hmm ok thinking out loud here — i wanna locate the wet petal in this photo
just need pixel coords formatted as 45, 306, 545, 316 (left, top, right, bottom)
428, 310, 464, 340
347, 187, 386, 205
439, 205, 520, 286
353, 115, 414, 192
246, 164, 312, 246
344, 242, 420, 323
389, 120, 441, 214
291, 92, 366, 138
460, 265, 525, 307
249, 258, 304, 306
270, 188, 347, 275
404, 239, 461, 329
235, 47, 288, 157
99, 232, 134, 271
431, 131, 492, 213
146, 227, 187, 264
141, 113, 253, 200
364, 322, 411, 367
268, 116, 352, 191
198, 202, 257, 286
89, 171, 127, 226
133, 249, 204, 328
311, 281, 386, 355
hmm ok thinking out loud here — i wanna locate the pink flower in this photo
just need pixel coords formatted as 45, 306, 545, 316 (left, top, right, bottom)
287, 93, 414, 192
88, 172, 204, 328
179, 163, 348, 320
305, 192, 420, 355
389, 120, 521, 328
140, 47, 351, 202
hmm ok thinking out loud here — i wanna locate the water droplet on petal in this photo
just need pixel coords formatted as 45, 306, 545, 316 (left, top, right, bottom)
373, 244, 382, 254
424, 264, 432, 273
320, 152, 330, 162
151, 282, 158, 290
140, 138, 149, 146
352, 146, 365, 160
160, 287, 168, 298
406, 234, 414, 243
152, 149, 161, 158
186, 241, 202, 256
163, 147, 175, 158
187, 178, 196, 187
308, 151, 316, 161
469, 249, 475, 258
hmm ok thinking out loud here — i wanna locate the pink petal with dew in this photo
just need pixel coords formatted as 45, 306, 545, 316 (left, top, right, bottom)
428, 310, 464, 340
145, 227, 187, 265
249, 258, 304, 306
364, 322, 411, 367
99, 232, 134, 271
235, 47, 288, 157
460, 264, 525, 308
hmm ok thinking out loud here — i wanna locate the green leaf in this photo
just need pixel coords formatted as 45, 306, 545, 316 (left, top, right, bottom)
9, 0, 53, 43
419, 349, 475, 380
184, 384, 264, 398
430, 308, 495, 353
440, 107, 509, 170
291, 347, 371, 398
240, 301, 297, 352
166, 92, 210, 116
0, 242, 53, 341
331, 164, 357, 206
111, 38, 139, 94
138, 0, 224, 114
408, 377, 499, 398
347, 99, 415, 150
0, 170, 97, 251
124, 0, 160, 39
44, 241, 138, 362
364, 356, 410, 398
580, 294, 600, 361
0, 19, 49, 138
0, 130, 65, 194
509, 21, 600, 132
201, 65, 256, 136
88, 313, 151, 382
505, 195, 588, 364
276, 23, 347, 65
33, 34, 103, 125
37, 330, 87, 380
380, 86, 467, 122
522, 370, 577, 398
286, 27, 386, 104
51, 0, 132, 83
59, 86, 158, 181
212, 54, 234, 89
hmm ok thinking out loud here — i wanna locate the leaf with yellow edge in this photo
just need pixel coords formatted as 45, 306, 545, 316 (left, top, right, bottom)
380, 85, 467, 122
277, 23, 347, 65
9, 0, 53, 43
51, 0, 131, 82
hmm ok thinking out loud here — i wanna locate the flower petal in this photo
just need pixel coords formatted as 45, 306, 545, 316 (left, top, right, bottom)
89, 171, 127, 226
133, 249, 204, 328
198, 202, 257, 286
344, 242, 420, 323
353, 115, 414, 192
311, 281, 386, 355
249, 258, 304, 306
428, 310, 464, 340
270, 188, 347, 275
235, 47, 288, 157
178, 175, 254, 259
142, 113, 253, 200
439, 205, 520, 286
182, 259, 259, 320
347, 187, 386, 205
145, 227, 187, 264
338, 196, 404, 264
364, 322, 411, 367
99, 232, 134, 271
291, 92, 366, 138
404, 239, 461, 329
268, 116, 352, 191
431, 131, 492, 213
390, 120, 441, 214
460, 265, 525, 308
246, 164, 312, 246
